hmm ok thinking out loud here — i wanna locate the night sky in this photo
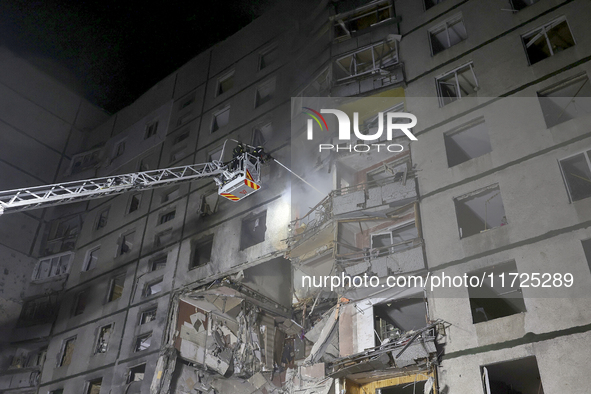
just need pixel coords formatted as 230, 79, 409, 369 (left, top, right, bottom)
0, 0, 276, 113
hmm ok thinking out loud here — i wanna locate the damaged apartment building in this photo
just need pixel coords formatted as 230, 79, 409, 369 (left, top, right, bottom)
1, 0, 591, 393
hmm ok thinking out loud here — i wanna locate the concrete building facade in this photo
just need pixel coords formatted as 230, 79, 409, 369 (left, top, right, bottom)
1, 0, 591, 393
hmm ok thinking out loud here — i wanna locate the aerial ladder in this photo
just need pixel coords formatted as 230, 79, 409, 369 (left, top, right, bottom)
0, 141, 320, 215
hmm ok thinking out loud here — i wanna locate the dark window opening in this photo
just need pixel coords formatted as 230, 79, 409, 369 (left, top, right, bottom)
259, 47, 278, 70
424, 0, 446, 10
538, 75, 591, 128
430, 16, 467, 55
373, 298, 426, 345
252, 122, 272, 146
180, 96, 194, 109
134, 333, 152, 352
510, 0, 541, 11
174, 130, 190, 145
455, 185, 507, 239
481, 356, 544, 394
155, 229, 173, 247
468, 262, 526, 324
559, 150, 591, 202
115, 141, 126, 158
18, 296, 58, 327
140, 308, 157, 325
211, 107, 230, 132
240, 212, 267, 250
159, 210, 176, 224
73, 290, 88, 316
95, 209, 109, 230
162, 187, 179, 203
145, 121, 158, 139
522, 18, 575, 65
151, 256, 167, 272
128, 194, 141, 214
217, 72, 234, 96
190, 236, 214, 269
127, 363, 146, 383
255, 79, 275, 107
445, 119, 492, 167
583, 239, 591, 274
381, 381, 426, 394
108, 275, 125, 302
120, 231, 135, 255
95, 324, 113, 354
436, 63, 478, 106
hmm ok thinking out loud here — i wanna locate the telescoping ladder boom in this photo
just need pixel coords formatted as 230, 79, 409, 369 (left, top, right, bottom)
0, 153, 262, 215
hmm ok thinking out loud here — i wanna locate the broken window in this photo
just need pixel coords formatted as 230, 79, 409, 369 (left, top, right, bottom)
159, 209, 176, 225
259, 46, 278, 70
509, 0, 541, 11
366, 162, 405, 185
217, 71, 234, 96
114, 141, 126, 158
119, 231, 135, 255
335, 40, 398, 81
155, 228, 173, 247
128, 193, 141, 214
127, 363, 146, 383
424, 0, 446, 10
70, 148, 101, 174
144, 121, 158, 139
371, 223, 418, 257
84, 246, 100, 271
95, 208, 109, 230
18, 295, 58, 326
162, 187, 179, 203
455, 184, 507, 239
333, 1, 393, 39
255, 78, 275, 108
95, 324, 113, 354
151, 256, 167, 271
140, 307, 157, 325
537, 74, 591, 128
481, 356, 543, 394
444, 118, 492, 167
34, 253, 72, 281
429, 15, 467, 55
436, 63, 479, 107
559, 150, 591, 202
211, 106, 230, 133
134, 332, 152, 352
240, 211, 267, 250
170, 145, 187, 163
252, 122, 272, 146
86, 379, 102, 394
144, 278, 163, 297
73, 289, 88, 316
59, 337, 76, 367
522, 17, 575, 65
373, 298, 426, 345
50, 389, 64, 394
108, 274, 125, 302
468, 261, 526, 324
190, 236, 214, 269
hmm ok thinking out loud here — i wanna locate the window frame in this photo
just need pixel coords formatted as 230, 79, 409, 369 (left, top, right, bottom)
428, 14, 467, 56
94, 323, 114, 355
190, 235, 214, 270
521, 16, 576, 65
240, 211, 267, 250
107, 274, 125, 303
558, 149, 591, 203
435, 62, 479, 107
127, 193, 142, 214
95, 208, 109, 231
58, 336, 76, 367
370, 220, 418, 256
139, 307, 157, 325
334, 39, 398, 82
216, 70, 235, 96
254, 78, 276, 108
134, 332, 153, 352
258, 45, 278, 71
144, 120, 159, 139
332, 0, 393, 40
211, 106, 230, 133
72, 289, 88, 316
